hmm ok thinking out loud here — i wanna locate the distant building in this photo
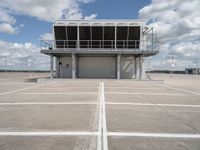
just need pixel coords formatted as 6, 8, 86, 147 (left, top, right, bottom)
185, 68, 200, 75
40, 19, 159, 79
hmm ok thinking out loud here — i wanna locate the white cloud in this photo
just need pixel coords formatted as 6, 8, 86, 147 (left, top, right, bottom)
0, 8, 16, 24
0, 0, 97, 34
0, 0, 97, 22
139, 0, 200, 70
0, 23, 18, 34
0, 39, 49, 70
0, 8, 19, 34
40, 33, 53, 41
84, 14, 97, 20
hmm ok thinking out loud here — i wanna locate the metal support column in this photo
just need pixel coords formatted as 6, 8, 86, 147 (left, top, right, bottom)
135, 57, 139, 80
117, 54, 121, 79
50, 55, 54, 79
115, 26, 117, 50
72, 53, 76, 79
77, 26, 80, 50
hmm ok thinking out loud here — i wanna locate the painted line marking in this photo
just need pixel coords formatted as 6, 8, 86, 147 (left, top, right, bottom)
97, 82, 102, 150
159, 84, 200, 96
0, 82, 54, 96
102, 82, 108, 150
20, 92, 97, 95
105, 92, 185, 96
42, 87, 99, 89
108, 132, 200, 138
97, 81, 108, 150
106, 102, 200, 108
0, 132, 99, 136
1, 102, 199, 108
105, 87, 161, 90
0, 131, 199, 138
0, 102, 98, 106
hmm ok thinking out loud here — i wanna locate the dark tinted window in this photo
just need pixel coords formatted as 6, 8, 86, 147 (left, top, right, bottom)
117, 27, 128, 48
80, 26, 91, 48
67, 26, 77, 48
54, 26, 66, 48
92, 27, 103, 48
104, 27, 115, 48
128, 27, 140, 49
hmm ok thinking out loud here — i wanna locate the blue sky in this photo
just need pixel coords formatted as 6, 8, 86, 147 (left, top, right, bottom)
0, 15, 51, 44
0, 0, 200, 70
0, 0, 150, 45
82, 0, 150, 19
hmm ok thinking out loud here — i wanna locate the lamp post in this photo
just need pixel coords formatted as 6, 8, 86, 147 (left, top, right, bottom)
168, 55, 177, 78
27, 55, 32, 78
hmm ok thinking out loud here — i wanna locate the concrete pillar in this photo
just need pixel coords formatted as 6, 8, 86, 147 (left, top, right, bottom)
76, 56, 79, 78
50, 55, 54, 79
135, 57, 140, 80
139, 56, 145, 80
117, 54, 121, 79
55, 57, 60, 78
142, 57, 146, 79
72, 53, 76, 79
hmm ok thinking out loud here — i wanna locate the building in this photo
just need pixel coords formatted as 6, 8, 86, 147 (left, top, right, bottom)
185, 68, 200, 75
40, 19, 159, 79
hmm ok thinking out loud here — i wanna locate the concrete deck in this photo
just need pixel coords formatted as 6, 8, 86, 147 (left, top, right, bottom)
0, 73, 199, 150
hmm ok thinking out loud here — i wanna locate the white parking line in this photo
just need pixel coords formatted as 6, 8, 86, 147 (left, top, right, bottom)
0, 82, 54, 96
0, 132, 99, 136
97, 82, 102, 150
21, 92, 97, 95
106, 102, 200, 108
105, 92, 185, 96
102, 82, 108, 150
97, 81, 108, 150
0, 102, 97, 106
105, 87, 161, 90
108, 132, 200, 138
159, 84, 200, 96
0, 131, 199, 139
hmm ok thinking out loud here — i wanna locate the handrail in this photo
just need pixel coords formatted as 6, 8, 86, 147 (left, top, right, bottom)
40, 40, 159, 51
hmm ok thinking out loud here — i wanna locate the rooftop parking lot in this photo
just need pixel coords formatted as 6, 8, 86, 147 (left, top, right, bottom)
0, 73, 200, 150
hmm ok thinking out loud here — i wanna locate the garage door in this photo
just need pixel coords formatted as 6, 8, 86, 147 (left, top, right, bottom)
78, 57, 116, 78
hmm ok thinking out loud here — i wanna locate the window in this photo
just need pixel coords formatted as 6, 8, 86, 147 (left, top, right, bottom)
128, 27, 140, 49
79, 26, 91, 48
66, 26, 77, 48
92, 27, 103, 48
54, 26, 66, 48
117, 27, 128, 48
104, 27, 115, 48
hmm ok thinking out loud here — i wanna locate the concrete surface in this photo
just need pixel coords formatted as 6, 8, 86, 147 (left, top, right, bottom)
0, 73, 199, 150
108, 137, 200, 150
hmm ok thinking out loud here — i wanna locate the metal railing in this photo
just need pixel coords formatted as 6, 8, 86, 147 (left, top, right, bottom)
40, 40, 159, 51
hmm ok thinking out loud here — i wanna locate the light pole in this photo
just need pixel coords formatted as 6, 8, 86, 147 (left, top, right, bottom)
193, 59, 199, 75
168, 55, 177, 78
4, 59, 8, 76
27, 55, 32, 78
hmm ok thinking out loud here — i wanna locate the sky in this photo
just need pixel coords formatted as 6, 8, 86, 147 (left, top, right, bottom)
0, 0, 200, 70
